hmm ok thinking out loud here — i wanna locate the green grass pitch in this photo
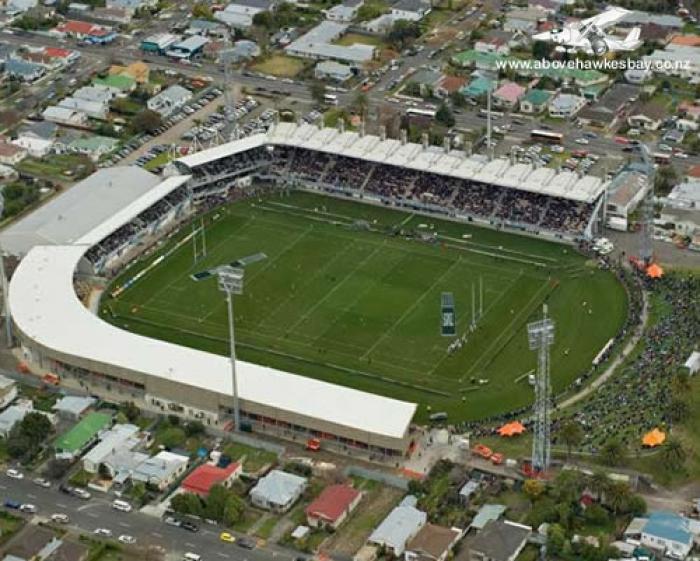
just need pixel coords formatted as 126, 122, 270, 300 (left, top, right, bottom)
101, 191, 628, 423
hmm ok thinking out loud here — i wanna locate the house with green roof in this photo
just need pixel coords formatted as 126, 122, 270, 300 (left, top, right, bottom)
55, 412, 112, 459
68, 135, 119, 161
461, 76, 494, 99
451, 49, 506, 71
519, 89, 552, 114
93, 74, 136, 94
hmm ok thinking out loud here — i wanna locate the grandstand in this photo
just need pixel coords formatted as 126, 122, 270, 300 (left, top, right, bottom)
7, 123, 621, 457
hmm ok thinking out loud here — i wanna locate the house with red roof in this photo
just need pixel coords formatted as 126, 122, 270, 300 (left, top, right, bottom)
44, 47, 81, 66
181, 462, 242, 497
305, 484, 362, 529
52, 21, 117, 44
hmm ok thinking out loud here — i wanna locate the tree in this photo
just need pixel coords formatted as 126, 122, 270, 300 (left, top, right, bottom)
662, 438, 687, 472
353, 91, 369, 120
309, 80, 327, 106
184, 420, 205, 437
387, 19, 421, 49
605, 481, 630, 515
205, 484, 229, 521
252, 10, 274, 28
131, 109, 162, 134
668, 396, 690, 422
583, 504, 610, 527
159, 427, 186, 449
627, 494, 647, 516
450, 90, 466, 108
223, 494, 245, 526
191, 2, 213, 19
547, 523, 567, 556
559, 420, 584, 459
435, 103, 455, 127
655, 165, 678, 196
170, 492, 204, 517
523, 479, 545, 502
551, 470, 584, 504
122, 401, 141, 423
588, 470, 610, 501
601, 438, 625, 466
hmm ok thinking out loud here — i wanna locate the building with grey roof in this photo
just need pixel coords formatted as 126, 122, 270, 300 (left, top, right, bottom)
82, 423, 141, 473
620, 10, 683, 29
58, 96, 109, 120
548, 93, 586, 119
470, 504, 506, 531
165, 35, 209, 59
326, 0, 363, 22
369, 498, 427, 556
0, 374, 17, 410
315, 60, 354, 82
4, 58, 45, 82
391, 0, 430, 19
0, 403, 32, 437
215, 0, 275, 29
147, 84, 193, 116
52, 396, 96, 419
42, 106, 88, 127
461, 520, 530, 561
285, 21, 375, 63
0, 166, 162, 257
73, 86, 114, 105
250, 470, 307, 512
132, 450, 188, 490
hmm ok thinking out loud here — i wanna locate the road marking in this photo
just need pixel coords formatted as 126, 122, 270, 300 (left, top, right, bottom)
27, 494, 36, 499
86, 513, 98, 519
216, 554, 230, 559
152, 532, 163, 538
185, 543, 196, 549
56, 503, 68, 508
119, 522, 131, 528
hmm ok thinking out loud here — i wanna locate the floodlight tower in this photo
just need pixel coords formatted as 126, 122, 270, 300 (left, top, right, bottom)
527, 304, 555, 474
635, 144, 656, 264
0, 194, 11, 346
193, 264, 244, 431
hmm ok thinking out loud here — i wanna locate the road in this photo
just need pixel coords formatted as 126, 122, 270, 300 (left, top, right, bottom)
0, 473, 300, 561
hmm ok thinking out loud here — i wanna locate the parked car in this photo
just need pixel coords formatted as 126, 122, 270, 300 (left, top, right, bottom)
118, 535, 136, 545
20, 504, 37, 513
220, 532, 235, 543
4, 499, 21, 509
181, 521, 199, 533
236, 538, 255, 550
5, 469, 23, 480
72, 488, 91, 500
165, 516, 182, 527
51, 513, 70, 524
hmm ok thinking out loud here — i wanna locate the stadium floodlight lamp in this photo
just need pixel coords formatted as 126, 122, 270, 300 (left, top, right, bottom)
217, 266, 244, 296
217, 266, 244, 432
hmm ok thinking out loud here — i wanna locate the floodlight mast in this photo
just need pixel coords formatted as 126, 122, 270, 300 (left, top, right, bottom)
0, 195, 11, 346
527, 304, 555, 474
217, 266, 244, 432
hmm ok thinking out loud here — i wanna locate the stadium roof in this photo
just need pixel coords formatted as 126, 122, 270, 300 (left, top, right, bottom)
175, 123, 607, 203
0, 167, 162, 256
10, 243, 416, 441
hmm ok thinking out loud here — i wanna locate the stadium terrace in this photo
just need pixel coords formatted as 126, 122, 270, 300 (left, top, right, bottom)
9, 122, 609, 457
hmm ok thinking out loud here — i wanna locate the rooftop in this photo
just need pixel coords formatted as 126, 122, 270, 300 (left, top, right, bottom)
53, 395, 96, 416
465, 520, 530, 561
369, 501, 427, 550
406, 523, 461, 559
181, 462, 242, 496
55, 412, 112, 454
252, 470, 307, 505
305, 484, 361, 523
643, 511, 692, 544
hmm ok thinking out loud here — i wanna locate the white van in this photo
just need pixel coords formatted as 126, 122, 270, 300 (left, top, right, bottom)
111, 500, 133, 512
184, 553, 201, 561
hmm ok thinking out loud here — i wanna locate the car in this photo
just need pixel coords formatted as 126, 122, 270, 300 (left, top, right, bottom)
220, 532, 235, 543
118, 535, 136, 545
181, 521, 199, 532
658, 143, 673, 152
4, 499, 21, 509
583, 132, 598, 139
94, 528, 112, 538
72, 488, 91, 500
236, 538, 255, 550
20, 504, 37, 513
165, 516, 182, 527
574, 138, 589, 145
5, 469, 23, 480
51, 513, 69, 524
674, 151, 689, 159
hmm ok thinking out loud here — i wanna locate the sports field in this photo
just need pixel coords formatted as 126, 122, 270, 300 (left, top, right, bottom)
101, 191, 628, 423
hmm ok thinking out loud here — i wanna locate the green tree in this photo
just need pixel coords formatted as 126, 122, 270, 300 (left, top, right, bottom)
669, 396, 690, 422
184, 420, 205, 437
662, 438, 687, 472
122, 401, 141, 423
559, 420, 584, 459
191, 2, 213, 19
627, 494, 647, 516
252, 10, 274, 28
223, 494, 245, 526
130, 109, 162, 134
655, 165, 679, 195
159, 427, 186, 449
204, 484, 229, 521
547, 523, 567, 556
435, 103, 455, 127
353, 91, 369, 119
583, 504, 610, 527
601, 438, 625, 466
551, 470, 584, 504
523, 479, 545, 502
450, 90, 466, 108
588, 470, 610, 501
387, 19, 421, 49
171, 492, 204, 517
309, 80, 327, 106
605, 481, 631, 515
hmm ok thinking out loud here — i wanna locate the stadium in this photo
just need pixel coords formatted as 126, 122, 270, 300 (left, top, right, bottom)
5, 121, 628, 459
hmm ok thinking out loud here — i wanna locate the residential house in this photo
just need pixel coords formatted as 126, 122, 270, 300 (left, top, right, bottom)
11, 134, 53, 158
408, 69, 442, 97
640, 23, 674, 45
451, 50, 504, 72
147, 85, 193, 117
435, 75, 467, 98
0, 142, 27, 166
619, 10, 684, 31
503, 6, 547, 33
548, 93, 586, 119
643, 45, 700, 82
109, 61, 149, 83
461, 76, 494, 99
368, 496, 427, 557
186, 19, 228, 38
55, 412, 112, 459
326, 0, 363, 22
668, 180, 700, 208
52, 21, 117, 44
492, 82, 525, 109
82, 423, 141, 473
105, 0, 157, 14
405, 524, 462, 561
74, 86, 115, 105
459, 480, 480, 505
627, 100, 666, 131
215, 0, 276, 29
5, 525, 88, 561
305, 484, 362, 529
624, 66, 654, 84
4, 59, 45, 82
470, 504, 506, 532
0, 374, 17, 409
93, 74, 137, 95
227, 39, 260, 61
92, 7, 133, 25
42, 106, 88, 127
0, 401, 33, 437
181, 462, 243, 497
362, 13, 395, 33
315, 60, 354, 82
140, 33, 180, 54
101, 448, 149, 484
67, 135, 119, 160
639, 511, 694, 560
43, 47, 81, 66
5, 0, 37, 14
659, 206, 700, 239
519, 88, 551, 113
474, 30, 522, 55
250, 470, 307, 512
58, 96, 109, 120
52, 396, 96, 419
165, 35, 209, 60
132, 450, 189, 490
390, 0, 430, 21
576, 83, 639, 129
461, 520, 531, 561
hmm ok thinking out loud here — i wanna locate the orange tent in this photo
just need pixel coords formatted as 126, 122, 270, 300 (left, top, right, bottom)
646, 263, 664, 279
497, 421, 526, 437
642, 428, 666, 447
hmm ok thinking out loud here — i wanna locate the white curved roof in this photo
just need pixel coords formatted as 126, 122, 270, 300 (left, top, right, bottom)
175, 123, 607, 204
